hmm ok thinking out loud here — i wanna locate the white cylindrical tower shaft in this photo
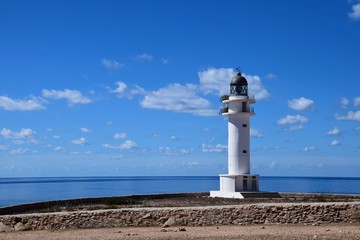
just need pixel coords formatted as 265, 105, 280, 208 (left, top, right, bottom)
227, 95, 252, 174
228, 113, 250, 174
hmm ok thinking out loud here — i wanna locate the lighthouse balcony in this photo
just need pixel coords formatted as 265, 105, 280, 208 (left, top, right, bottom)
220, 95, 229, 102
220, 107, 255, 116
219, 107, 229, 115
249, 95, 256, 104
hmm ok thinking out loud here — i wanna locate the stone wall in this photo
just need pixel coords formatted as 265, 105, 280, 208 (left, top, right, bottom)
1, 202, 360, 232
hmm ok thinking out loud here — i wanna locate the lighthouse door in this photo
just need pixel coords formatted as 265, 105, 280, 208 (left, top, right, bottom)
242, 102, 247, 112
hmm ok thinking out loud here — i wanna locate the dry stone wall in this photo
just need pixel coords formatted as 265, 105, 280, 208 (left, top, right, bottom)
1, 202, 360, 232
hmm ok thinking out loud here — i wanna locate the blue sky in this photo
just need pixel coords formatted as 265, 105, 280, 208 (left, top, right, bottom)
1, 0, 360, 177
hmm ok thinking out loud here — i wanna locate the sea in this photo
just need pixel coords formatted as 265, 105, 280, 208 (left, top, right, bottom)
1, 176, 360, 207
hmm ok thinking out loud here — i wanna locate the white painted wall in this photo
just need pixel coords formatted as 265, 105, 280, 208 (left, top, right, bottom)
228, 114, 250, 174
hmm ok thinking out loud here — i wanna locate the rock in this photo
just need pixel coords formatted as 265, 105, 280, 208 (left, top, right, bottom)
0, 222, 13, 232
125, 233, 138, 236
162, 217, 176, 228
178, 227, 186, 232
142, 213, 151, 219
14, 222, 27, 231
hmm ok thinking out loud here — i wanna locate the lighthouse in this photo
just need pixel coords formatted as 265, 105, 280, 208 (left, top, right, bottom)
210, 68, 259, 198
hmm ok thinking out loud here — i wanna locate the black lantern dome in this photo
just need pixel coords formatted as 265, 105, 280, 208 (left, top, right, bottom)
230, 69, 248, 96
230, 71, 248, 85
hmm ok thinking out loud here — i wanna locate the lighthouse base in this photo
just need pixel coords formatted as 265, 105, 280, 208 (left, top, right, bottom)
210, 174, 259, 199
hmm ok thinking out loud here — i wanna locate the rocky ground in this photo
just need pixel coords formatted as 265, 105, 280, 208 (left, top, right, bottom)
1, 223, 360, 240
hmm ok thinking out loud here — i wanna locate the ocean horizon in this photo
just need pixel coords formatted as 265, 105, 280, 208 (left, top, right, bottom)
1, 176, 360, 207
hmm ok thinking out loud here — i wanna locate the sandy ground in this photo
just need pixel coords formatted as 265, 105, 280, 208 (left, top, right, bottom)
1, 223, 360, 240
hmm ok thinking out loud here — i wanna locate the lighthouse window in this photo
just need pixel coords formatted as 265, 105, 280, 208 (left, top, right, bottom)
242, 124, 247, 127
242, 150, 247, 153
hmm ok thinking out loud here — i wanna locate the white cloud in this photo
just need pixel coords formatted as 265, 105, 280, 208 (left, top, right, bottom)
110, 82, 145, 98
269, 161, 276, 168
119, 140, 136, 149
266, 73, 277, 80
158, 146, 173, 155
112, 81, 127, 94
42, 89, 92, 105
79, 127, 92, 134
201, 143, 227, 153
136, 53, 154, 62
156, 147, 193, 155
10, 148, 30, 155
255, 146, 281, 151
179, 148, 193, 154
54, 146, 65, 152
129, 86, 145, 96
71, 137, 88, 145
246, 74, 270, 100
0, 145, 7, 151
102, 140, 137, 150
250, 128, 263, 138
326, 127, 341, 136
198, 67, 232, 96
0, 96, 45, 111
277, 115, 309, 125
302, 146, 316, 152
29, 138, 40, 145
335, 111, 360, 121
284, 125, 304, 131
354, 97, 360, 107
12, 140, 24, 145
330, 140, 340, 146
102, 144, 114, 149
288, 97, 314, 111
140, 83, 217, 116
340, 97, 350, 109
198, 68, 270, 100
349, 3, 360, 20
0, 128, 37, 139
114, 132, 126, 139
182, 161, 200, 168
53, 135, 60, 139
101, 58, 124, 70
170, 136, 177, 140
161, 58, 170, 64
116, 68, 268, 116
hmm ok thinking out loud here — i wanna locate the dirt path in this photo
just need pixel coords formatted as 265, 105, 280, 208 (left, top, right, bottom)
1, 223, 360, 240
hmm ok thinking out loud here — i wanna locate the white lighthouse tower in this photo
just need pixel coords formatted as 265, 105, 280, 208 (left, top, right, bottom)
210, 68, 259, 198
